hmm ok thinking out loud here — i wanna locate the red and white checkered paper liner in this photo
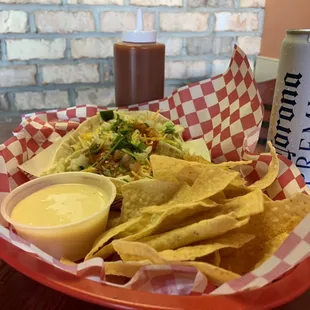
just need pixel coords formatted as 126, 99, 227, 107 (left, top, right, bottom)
0, 45, 310, 296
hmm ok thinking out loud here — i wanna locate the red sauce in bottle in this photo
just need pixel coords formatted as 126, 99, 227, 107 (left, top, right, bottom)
114, 9, 165, 107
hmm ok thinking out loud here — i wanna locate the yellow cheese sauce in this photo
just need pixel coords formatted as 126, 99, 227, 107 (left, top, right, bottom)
11, 183, 107, 227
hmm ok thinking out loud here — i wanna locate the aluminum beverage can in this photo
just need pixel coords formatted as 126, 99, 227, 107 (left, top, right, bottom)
267, 29, 310, 186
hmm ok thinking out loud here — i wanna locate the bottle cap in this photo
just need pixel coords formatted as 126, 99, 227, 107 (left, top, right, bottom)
122, 8, 157, 43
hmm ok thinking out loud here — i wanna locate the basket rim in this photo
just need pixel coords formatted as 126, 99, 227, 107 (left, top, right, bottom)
1, 236, 309, 310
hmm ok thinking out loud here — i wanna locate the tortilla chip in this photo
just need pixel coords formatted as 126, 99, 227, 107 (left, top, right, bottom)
90, 206, 248, 260
91, 204, 205, 260
243, 193, 310, 241
183, 261, 240, 286
230, 174, 247, 187
110, 179, 127, 198
150, 155, 198, 182
206, 189, 264, 219
120, 179, 181, 222
216, 160, 253, 168
182, 154, 251, 170
254, 232, 290, 269
116, 214, 160, 241
85, 217, 142, 260
113, 240, 167, 264
213, 251, 221, 267
60, 258, 77, 266
105, 260, 151, 278
183, 153, 213, 165
188, 168, 239, 202
93, 243, 115, 260
140, 214, 249, 252
106, 211, 121, 230
144, 202, 218, 233
223, 184, 252, 199
219, 192, 310, 274
140, 199, 217, 215
249, 141, 279, 190
121, 200, 217, 240
209, 191, 226, 203
158, 232, 254, 261
177, 165, 203, 186
112, 240, 240, 286
263, 193, 273, 202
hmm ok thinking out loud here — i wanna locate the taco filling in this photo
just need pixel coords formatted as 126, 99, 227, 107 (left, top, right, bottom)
44, 111, 185, 180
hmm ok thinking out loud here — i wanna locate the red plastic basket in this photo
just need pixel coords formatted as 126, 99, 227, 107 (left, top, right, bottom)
1, 237, 310, 310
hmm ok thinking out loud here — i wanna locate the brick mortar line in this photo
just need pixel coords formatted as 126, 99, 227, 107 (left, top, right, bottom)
36, 64, 43, 86
93, 9, 101, 32
0, 31, 263, 39
155, 10, 160, 34
0, 58, 107, 66
7, 92, 16, 111
98, 62, 105, 83
65, 38, 71, 59
0, 77, 216, 94
0, 83, 115, 94
68, 88, 76, 107
0, 54, 254, 67
1, 33, 117, 39
258, 9, 265, 35
180, 37, 186, 56
208, 12, 215, 33
0, 5, 264, 13
28, 12, 36, 33
0, 41, 7, 61
231, 35, 238, 50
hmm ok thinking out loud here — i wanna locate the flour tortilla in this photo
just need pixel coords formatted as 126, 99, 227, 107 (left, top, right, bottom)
43, 111, 184, 177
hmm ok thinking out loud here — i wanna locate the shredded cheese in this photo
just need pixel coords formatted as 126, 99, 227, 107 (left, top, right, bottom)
151, 110, 160, 120
131, 171, 141, 180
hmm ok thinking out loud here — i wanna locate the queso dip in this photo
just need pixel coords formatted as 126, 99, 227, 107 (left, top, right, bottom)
11, 183, 108, 227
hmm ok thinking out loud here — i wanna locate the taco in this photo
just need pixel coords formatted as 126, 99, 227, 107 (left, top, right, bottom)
42, 110, 186, 182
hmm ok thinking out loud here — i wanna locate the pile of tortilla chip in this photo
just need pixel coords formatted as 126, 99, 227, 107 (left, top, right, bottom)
83, 142, 310, 287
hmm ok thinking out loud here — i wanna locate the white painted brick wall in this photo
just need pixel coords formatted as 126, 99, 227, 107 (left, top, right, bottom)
35, 11, 95, 33
0, 66, 36, 87
212, 59, 231, 76
71, 38, 116, 58
165, 61, 208, 79
1, 0, 60, 3
131, 0, 183, 6
189, 0, 233, 7
15, 91, 69, 110
159, 37, 183, 56
215, 12, 259, 32
100, 12, 155, 32
0, 11, 28, 34
76, 88, 115, 106
68, 0, 123, 4
42, 64, 100, 84
160, 13, 209, 32
237, 36, 262, 55
240, 0, 265, 7
6, 39, 66, 60
0, 1, 265, 112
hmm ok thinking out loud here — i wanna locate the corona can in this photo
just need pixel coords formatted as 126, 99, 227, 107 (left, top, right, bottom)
267, 29, 310, 185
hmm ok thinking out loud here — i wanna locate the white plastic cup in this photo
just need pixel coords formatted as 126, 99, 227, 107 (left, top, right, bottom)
1, 172, 116, 261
